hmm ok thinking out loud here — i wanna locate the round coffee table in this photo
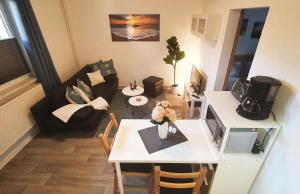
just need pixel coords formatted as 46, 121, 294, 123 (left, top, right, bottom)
128, 96, 148, 118
122, 86, 144, 97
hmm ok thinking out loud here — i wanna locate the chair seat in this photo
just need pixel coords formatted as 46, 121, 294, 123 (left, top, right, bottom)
160, 187, 193, 194
120, 163, 153, 173
157, 163, 194, 194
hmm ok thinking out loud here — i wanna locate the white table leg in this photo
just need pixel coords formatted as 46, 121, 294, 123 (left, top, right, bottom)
115, 162, 124, 194
190, 101, 195, 118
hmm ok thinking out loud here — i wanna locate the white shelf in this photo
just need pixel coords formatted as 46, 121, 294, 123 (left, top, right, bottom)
204, 91, 280, 129
202, 91, 281, 194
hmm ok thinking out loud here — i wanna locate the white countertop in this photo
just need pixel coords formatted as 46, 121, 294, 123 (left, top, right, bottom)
109, 119, 220, 164
204, 91, 280, 129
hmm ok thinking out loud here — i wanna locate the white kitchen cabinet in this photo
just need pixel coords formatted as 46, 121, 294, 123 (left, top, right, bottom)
191, 14, 222, 41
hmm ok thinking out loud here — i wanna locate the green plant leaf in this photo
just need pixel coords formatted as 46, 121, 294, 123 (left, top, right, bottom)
176, 51, 185, 61
164, 36, 185, 65
163, 56, 173, 65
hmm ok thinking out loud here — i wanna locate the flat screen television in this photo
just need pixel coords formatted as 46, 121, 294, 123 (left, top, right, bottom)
190, 65, 202, 94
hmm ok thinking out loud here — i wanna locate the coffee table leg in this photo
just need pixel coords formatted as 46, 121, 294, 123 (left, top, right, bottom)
115, 162, 124, 194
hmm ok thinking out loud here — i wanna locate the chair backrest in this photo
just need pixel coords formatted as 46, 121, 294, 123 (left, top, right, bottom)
154, 166, 207, 194
99, 113, 119, 157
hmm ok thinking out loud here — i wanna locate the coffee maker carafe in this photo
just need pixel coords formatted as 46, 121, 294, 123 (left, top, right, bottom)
236, 76, 281, 120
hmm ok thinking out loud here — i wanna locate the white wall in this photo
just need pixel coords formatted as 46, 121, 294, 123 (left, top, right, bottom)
201, 0, 300, 193
30, 0, 79, 82
62, 0, 204, 87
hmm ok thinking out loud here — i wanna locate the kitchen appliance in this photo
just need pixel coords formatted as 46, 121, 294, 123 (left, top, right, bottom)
237, 76, 281, 120
224, 128, 258, 153
205, 105, 258, 153
205, 105, 226, 150
231, 79, 249, 102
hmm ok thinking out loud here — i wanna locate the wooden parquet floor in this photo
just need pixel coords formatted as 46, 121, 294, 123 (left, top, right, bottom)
0, 138, 115, 194
0, 90, 199, 194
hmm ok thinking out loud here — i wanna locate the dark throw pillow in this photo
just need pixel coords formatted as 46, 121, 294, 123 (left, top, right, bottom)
88, 60, 102, 72
99, 59, 117, 77
77, 78, 93, 99
65, 86, 85, 104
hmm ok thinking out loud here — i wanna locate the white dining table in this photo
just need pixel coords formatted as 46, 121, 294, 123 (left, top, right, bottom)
108, 119, 219, 194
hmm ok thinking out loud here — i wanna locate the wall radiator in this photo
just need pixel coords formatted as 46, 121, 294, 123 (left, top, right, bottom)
0, 82, 45, 169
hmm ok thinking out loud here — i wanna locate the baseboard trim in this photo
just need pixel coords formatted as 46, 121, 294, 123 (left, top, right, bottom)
0, 126, 39, 169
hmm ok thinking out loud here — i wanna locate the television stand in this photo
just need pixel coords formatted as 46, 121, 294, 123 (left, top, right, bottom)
183, 82, 205, 118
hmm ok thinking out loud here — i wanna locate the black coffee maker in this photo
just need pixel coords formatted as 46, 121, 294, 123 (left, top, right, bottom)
236, 76, 281, 120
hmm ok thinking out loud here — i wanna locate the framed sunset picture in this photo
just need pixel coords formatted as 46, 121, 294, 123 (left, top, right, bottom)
109, 14, 160, 41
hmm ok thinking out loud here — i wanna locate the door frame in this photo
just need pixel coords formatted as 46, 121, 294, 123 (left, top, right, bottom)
222, 10, 245, 90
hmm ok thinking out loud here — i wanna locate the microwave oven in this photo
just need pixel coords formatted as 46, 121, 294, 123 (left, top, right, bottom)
205, 105, 226, 150
205, 105, 258, 153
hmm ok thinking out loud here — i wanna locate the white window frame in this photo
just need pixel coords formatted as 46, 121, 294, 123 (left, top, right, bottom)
0, 0, 36, 80
0, 1, 36, 101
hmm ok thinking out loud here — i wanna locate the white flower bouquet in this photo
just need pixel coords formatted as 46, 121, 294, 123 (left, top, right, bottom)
151, 101, 177, 125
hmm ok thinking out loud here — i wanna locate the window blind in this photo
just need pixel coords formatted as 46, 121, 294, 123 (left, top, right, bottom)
0, 38, 29, 85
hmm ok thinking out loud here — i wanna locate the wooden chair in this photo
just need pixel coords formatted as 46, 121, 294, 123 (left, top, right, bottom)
99, 113, 153, 194
154, 165, 207, 194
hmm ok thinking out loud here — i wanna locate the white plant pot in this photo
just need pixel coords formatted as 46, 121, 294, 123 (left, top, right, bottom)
158, 122, 169, 139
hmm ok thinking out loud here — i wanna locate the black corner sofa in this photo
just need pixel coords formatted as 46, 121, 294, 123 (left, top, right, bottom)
31, 65, 118, 134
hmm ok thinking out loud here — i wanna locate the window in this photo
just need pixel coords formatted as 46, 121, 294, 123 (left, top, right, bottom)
0, 6, 29, 85
0, 8, 11, 39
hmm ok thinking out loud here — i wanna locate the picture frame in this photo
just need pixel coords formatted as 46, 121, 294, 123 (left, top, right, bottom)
251, 21, 265, 39
109, 14, 160, 41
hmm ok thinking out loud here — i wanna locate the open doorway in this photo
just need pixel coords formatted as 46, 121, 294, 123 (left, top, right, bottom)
223, 8, 269, 91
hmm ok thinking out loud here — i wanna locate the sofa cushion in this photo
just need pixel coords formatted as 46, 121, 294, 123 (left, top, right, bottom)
91, 77, 118, 103
45, 109, 106, 131
99, 59, 117, 77
87, 70, 105, 86
88, 60, 102, 72
73, 86, 91, 103
66, 86, 85, 104
47, 87, 69, 111
71, 106, 94, 121
103, 74, 117, 82
77, 78, 93, 99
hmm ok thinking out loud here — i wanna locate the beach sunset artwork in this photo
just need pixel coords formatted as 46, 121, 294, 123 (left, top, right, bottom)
109, 14, 160, 41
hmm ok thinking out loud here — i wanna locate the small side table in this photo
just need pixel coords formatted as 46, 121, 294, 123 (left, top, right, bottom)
122, 86, 144, 97
183, 82, 204, 118
128, 96, 148, 118
143, 76, 163, 97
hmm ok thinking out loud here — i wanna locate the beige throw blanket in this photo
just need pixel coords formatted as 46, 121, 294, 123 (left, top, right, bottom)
52, 97, 109, 123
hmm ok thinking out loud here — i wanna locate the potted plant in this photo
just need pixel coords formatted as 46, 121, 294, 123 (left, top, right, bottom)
163, 36, 185, 94
151, 101, 176, 139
